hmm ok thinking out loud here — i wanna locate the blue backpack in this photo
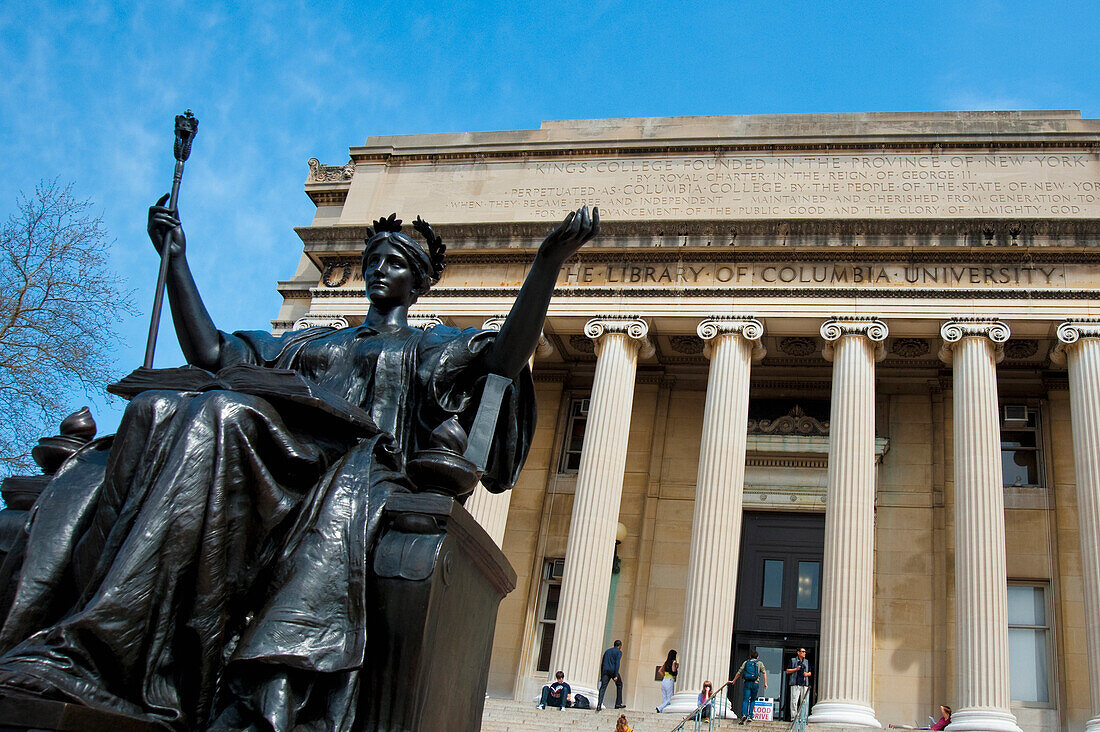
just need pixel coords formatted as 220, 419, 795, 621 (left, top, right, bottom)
743, 659, 759, 681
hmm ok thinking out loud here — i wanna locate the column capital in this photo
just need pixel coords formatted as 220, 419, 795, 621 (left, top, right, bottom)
820, 317, 888, 362
294, 314, 349, 330
483, 315, 553, 358
407, 313, 444, 330
1050, 319, 1100, 366
584, 317, 655, 358
696, 317, 766, 361
938, 319, 1010, 364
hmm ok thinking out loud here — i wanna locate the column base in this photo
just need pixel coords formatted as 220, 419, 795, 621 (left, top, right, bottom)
1084, 715, 1100, 732
945, 708, 1021, 732
807, 701, 881, 728
569, 684, 598, 706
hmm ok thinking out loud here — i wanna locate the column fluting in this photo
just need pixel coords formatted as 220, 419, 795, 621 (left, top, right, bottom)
1052, 321, 1100, 732
939, 320, 1021, 732
548, 317, 652, 697
808, 318, 886, 728
666, 318, 764, 714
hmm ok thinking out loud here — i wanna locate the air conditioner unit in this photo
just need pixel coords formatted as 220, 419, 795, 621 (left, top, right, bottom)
1002, 404, 1028, 423
548, 559, 565, 581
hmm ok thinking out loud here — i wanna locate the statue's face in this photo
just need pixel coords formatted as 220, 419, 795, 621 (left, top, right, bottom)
364, 242, 418, 308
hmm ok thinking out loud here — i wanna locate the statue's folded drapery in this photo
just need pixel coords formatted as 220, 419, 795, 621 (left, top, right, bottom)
0, 323, 534, 731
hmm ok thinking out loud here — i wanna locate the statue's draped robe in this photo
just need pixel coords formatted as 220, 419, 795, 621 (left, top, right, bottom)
0, 324, 533, 731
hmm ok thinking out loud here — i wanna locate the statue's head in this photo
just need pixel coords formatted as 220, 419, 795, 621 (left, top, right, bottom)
361, 214, 445, 305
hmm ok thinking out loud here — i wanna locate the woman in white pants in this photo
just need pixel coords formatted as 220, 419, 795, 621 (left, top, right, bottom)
656, 649, 678, 712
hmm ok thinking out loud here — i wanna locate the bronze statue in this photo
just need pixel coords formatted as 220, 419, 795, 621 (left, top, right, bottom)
0, 189, 598, 730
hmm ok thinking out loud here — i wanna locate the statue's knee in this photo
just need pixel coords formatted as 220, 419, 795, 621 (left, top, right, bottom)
127, 390, 183, 421
187, 390, 261, 429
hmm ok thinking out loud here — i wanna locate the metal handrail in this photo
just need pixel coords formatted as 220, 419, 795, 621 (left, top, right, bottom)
786, 689, 811, 732
669, 680, 734, 732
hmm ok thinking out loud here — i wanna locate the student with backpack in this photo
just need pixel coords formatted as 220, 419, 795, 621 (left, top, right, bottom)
731, 650, 768, 724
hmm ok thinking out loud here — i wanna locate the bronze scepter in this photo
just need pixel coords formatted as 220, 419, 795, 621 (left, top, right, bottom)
143, 110, 198, 368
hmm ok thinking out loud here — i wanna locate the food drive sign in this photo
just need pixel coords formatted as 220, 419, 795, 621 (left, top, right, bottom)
753, 699, 775, 721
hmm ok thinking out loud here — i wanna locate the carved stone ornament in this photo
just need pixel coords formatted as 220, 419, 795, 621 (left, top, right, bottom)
669, 335, 704, 354
1003, 339, 1039, 360
307, 157, 355, 183
890, 338, 930, 358
820, 317, 888, 362
568, 334, 595, 354
747, 405, 829, 436
938, 319, 1010, 364
1049, 319, 1100, 366
779, 337, 818, 358
293, 315, 350, 330
320, 260, 356, 288
696, 317, 766, 361
583, 317, 656, 359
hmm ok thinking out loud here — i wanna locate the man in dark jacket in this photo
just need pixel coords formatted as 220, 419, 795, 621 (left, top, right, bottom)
597, 639, 625, 711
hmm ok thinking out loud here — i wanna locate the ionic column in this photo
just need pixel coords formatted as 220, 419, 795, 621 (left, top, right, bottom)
666, 318, 765, 714
464, 318, 555, 547
1051, 321, 1100, 732
548, 317, 653, 697
939, 320, 1021, 732
808, 318, 886, 729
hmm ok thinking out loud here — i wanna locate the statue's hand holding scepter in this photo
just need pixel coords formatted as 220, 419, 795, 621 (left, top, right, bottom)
143, 110, 198, 368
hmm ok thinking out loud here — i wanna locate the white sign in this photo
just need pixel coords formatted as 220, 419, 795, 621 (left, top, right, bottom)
753, 698, 775, 721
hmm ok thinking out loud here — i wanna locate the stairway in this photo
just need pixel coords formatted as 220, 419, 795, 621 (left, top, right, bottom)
480, 698, 790, 732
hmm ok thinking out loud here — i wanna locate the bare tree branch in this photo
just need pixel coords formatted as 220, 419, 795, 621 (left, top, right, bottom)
0, 180, 136, 471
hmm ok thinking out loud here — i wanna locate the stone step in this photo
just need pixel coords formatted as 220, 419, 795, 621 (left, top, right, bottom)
480, 698, 789, 732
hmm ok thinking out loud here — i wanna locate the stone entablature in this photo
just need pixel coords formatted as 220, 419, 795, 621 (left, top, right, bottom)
304, 112, 1100, 222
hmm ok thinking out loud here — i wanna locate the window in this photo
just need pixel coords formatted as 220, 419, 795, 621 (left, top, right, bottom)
1000, 403, 1043, 489
558, 398, 589, 473
796, 561, 820, 609
535, 559, 564, 672
1007, 583, 1051, 703
762, 559, 783, 607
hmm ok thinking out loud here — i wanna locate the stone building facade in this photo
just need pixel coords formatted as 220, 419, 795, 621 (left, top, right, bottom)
277, 112, 1100, 731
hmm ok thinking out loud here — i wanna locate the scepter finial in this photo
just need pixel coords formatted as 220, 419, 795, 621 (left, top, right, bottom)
174, 110, 199, 162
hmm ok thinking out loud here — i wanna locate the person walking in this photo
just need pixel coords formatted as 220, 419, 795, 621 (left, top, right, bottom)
655, 649, 678, 712
731, 650, 768, 724
786, 647, 812, 719
597, 639, 625, 711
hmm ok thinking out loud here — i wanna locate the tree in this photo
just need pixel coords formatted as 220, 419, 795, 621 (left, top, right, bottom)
0, 180, 135, 471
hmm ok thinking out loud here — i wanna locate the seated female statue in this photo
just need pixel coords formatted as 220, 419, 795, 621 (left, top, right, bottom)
0, 199, 598, 731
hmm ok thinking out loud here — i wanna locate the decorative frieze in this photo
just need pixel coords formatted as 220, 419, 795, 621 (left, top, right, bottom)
407, 314, 444, 330
890, 337, 930, 358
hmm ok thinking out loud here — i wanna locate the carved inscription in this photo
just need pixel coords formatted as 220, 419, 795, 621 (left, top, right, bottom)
424, 153, 1100, 220
557, 261, 1071, 288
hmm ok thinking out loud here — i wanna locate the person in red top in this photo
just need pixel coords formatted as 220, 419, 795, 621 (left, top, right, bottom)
929, 704, 951, 730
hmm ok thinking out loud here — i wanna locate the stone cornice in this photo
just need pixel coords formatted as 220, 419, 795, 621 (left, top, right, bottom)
820, 317, 888, 362
938, 319, 1011, 363
1049, 319, 1100, 365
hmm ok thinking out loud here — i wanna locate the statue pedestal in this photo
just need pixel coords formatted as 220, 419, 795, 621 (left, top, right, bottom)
361, 492, 517, 732
0, 695, 159, 732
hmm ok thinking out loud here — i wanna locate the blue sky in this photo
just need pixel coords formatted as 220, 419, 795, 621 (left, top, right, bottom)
0, 0, 1097, 436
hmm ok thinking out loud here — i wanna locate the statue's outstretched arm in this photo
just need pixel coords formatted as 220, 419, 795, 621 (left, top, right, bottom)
148, 196, 222, 370
482, 206, 599, 378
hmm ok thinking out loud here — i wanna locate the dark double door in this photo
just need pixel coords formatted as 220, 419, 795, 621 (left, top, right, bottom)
729, 511, 824, 720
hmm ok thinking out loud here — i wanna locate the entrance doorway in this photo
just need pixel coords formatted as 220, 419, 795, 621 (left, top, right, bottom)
729, 511, 824, 720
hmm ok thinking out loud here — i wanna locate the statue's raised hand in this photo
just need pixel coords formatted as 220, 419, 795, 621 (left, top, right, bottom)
148, 193, 186, 258
538, 206, 599, 265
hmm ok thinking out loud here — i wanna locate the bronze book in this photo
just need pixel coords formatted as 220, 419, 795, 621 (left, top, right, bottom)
108, 363, 378, 434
